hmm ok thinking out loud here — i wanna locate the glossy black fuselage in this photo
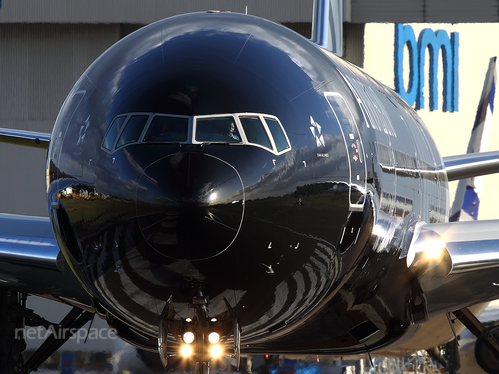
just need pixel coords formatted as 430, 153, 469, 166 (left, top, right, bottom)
46, 12, 449, 354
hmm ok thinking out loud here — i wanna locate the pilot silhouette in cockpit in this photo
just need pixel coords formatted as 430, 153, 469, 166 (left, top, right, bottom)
228, 122, 240, 141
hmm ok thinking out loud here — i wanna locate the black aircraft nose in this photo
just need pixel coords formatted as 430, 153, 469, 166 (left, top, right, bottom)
136, 152, 244, 261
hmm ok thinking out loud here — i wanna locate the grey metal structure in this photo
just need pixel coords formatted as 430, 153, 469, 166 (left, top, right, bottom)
351, 0, 499, 23
0, 24, 121, 216
0, 0, 313, 24
1, 0, 497, 24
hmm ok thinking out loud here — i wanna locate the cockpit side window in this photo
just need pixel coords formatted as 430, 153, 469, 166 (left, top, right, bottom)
116, 115, 149, 148
103, 116, 127, 151
144, 116, 188, 142
265, 117, 290, 152
240, 117, 272, 150
195, 117, 241, 143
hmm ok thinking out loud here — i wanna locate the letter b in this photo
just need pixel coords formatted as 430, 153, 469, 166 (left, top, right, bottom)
394, 24, 419, 107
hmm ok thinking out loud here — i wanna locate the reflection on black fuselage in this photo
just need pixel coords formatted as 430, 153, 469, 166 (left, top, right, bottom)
47, 12, 448, 353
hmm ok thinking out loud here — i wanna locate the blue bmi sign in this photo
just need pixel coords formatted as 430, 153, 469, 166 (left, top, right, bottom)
394, 24, 459, 112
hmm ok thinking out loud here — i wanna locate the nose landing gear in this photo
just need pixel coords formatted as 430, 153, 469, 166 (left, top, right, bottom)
158, 294, 241, 374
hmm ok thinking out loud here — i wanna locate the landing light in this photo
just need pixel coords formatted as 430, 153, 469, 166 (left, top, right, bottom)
183, 331, 195, 344
181, 344, 193, 357
210, 344, 223, 358
208, 332, 220, 344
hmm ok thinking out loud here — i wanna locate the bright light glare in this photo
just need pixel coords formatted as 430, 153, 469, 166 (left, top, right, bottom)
209, 192, 217, 201
425, 239, 445, 259
181, 345, 193, 357
210, 344, 223, 358
371, 224, 386, 237
183, 331, 195, 344
208, 332, 220, 344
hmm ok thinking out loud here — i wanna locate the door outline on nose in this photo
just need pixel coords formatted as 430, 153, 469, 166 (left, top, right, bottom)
324, 92, 367, 212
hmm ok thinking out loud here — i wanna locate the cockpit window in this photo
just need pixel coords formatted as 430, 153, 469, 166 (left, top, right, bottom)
240, 117, 272, 150
103, 116, 127, 150
144, 116, 188, 142
195, 117, 241, 143
102, 112, 291, 156
116, 115, 149, 148
265, 117, 290, 152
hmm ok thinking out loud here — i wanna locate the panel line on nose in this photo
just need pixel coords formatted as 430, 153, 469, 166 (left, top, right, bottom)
204, 212, 238, 231
141, 215, 173, 231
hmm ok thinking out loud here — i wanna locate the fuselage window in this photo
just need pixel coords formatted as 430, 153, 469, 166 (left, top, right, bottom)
265, 117, 289, 152
374, 142, 392, 166
116, 115, 149, 148
239, 116, 272, 150
144, 116, 188, 142
103, 116, 127, 150
195, 117, 241, 143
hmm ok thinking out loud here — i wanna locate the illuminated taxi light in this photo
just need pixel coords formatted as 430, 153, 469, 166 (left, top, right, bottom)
183, 331, 195, 344
181, 344, 193, 357
425, 239, 446, 259
208, 332, 220, 344
210, 344, 223, 358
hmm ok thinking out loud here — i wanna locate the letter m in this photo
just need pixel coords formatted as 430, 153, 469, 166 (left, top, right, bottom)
417, 29, 459, 112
